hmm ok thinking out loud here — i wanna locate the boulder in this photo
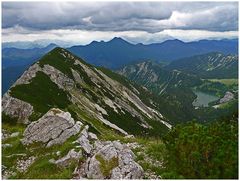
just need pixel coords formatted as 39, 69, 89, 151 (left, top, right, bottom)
50, 149, 82, 167
22, 108, 82, 147
83, 141, 143, 179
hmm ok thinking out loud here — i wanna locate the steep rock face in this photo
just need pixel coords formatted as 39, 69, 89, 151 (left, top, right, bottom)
2, 93, 33, 123
22, 108, 82, 147
13, 64, 41, 86
13, 63, 74, 91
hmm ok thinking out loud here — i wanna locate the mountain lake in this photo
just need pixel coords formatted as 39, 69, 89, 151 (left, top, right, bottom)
192, 90, 219, 107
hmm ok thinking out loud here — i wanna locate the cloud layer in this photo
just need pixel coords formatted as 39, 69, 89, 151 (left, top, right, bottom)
2, 1, 238, 44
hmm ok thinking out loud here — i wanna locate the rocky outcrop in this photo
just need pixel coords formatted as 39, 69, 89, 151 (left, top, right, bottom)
50, 149, 82, 167
219, 91, 234, 104
42, 64, 74, 90
24, 109, 144, 179
74, 140, 143, 179
75, 126, 93, 154
71, 68, 84, 85
22, 108, 82, 147
12, 62, 74, 91
13, 64, 41, 86
6, 106, 144, 179
2, 93, 33, 124
10, 132, 19, 138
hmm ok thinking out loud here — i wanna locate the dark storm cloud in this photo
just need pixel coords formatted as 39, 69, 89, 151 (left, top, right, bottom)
2, 1, 238, 33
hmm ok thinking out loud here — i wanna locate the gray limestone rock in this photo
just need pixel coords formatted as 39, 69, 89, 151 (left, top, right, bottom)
76, 126, 93, 154
42, 64, 74, 90
13, 64, 41, 86
2, 93, 33, 124
2, 129, 10, 140
51, 149, 82, 167
82, 141, 143, 179
2, 144, 12, 148
22, 108, 82, 147
88, 132, 98, 140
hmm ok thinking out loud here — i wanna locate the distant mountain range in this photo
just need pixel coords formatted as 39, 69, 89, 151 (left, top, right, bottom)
2, 43, 57, 69
69, 37, 238, 69
2, 38, 238, 94
2, 43, 57, 94
2, 39, 73, 49
3, 38, 238, 70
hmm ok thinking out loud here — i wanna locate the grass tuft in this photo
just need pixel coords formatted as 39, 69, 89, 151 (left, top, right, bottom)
95, 154, 119, 177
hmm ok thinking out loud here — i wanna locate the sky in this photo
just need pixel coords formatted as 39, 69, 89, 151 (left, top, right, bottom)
2, 1, 239, 46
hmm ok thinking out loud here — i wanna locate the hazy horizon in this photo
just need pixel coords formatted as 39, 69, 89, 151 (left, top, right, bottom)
2, 1, 238, 46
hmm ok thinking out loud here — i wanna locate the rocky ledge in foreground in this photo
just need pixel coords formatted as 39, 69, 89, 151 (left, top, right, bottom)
21, 108, 82, 147
18, 108, 143, 179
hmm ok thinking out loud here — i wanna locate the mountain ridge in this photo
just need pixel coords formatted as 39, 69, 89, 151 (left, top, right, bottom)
69, 38, 238, 69
3, 47, 171, 136
166, 52, 238, 78
2, 38, 238, 94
